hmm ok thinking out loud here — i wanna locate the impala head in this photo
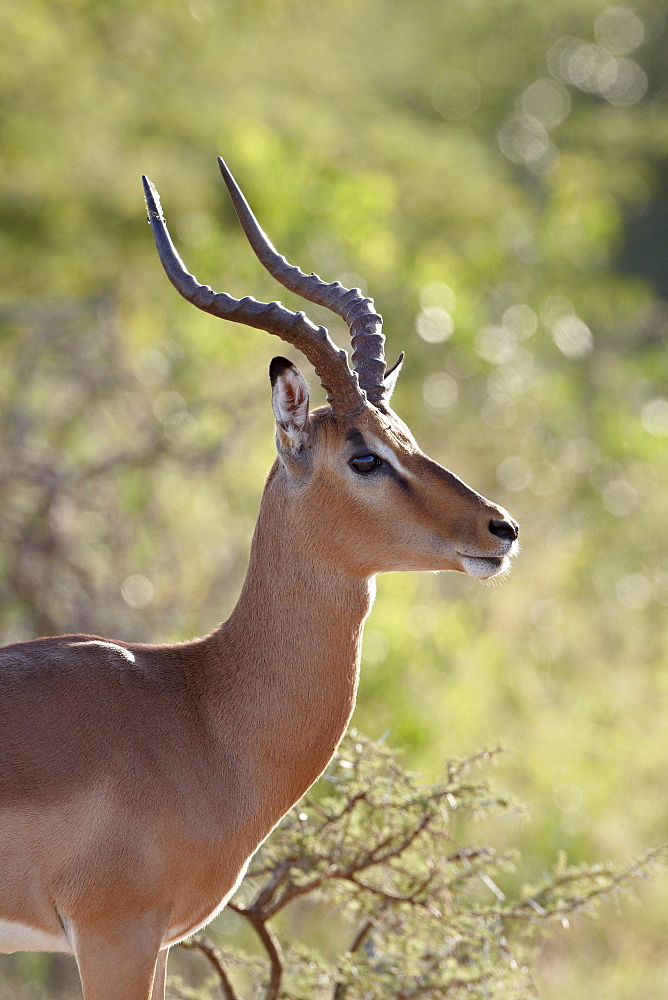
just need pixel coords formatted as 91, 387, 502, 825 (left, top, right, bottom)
143, 159, 518, 581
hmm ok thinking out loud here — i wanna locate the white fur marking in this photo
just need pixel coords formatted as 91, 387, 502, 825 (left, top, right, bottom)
461, 555, 508, 580
273, 370, 308, 425
364, 435, 413, 480
272, 369, 309, 451
0, 919, 72, 954
70, 640, 136, 663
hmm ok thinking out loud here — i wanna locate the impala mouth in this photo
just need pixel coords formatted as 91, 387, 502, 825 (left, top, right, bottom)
459, 554, 509, 580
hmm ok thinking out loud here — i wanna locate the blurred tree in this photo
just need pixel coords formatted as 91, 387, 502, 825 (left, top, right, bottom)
1, 1, 667, 997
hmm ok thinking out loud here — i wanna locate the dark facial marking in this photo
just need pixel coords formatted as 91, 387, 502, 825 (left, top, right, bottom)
390, 469, 412, 494
345, 428, 368, 451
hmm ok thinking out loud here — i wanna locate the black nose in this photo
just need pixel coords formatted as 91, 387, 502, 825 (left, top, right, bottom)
489, 518, 518, 542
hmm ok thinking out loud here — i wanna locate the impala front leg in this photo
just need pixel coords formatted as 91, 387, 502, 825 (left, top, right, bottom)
150, 948, 169, 1000
72, 917, 166, 1000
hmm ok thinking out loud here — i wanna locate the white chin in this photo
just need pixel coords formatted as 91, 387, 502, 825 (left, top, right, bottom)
461, 555, 507, 580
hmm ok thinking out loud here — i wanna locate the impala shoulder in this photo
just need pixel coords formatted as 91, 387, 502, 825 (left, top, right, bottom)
0, 635, 149, 678
69, 639, 137, 664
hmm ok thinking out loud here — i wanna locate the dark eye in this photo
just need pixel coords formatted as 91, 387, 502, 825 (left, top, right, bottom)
350, 454, 381, 475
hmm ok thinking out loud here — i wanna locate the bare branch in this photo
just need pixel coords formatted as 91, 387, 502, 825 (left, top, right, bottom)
259, 812, 435, 921
246, 914, 284, 1000
179, 935, 241, 1000
340, 871, 438, 912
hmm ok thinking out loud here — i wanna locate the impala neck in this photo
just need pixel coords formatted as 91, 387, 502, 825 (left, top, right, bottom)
209, 468, 375, 822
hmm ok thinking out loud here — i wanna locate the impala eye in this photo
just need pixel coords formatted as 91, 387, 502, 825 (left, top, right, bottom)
350, 454, 381, 475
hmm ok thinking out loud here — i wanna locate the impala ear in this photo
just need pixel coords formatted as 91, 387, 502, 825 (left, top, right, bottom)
383, 352, 404, 400
270, 357, 310, 454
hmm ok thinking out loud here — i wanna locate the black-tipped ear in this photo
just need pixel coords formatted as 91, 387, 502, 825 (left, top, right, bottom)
383, 351, 404, 400
269, 356, 296, 388
270, 357, 310, 455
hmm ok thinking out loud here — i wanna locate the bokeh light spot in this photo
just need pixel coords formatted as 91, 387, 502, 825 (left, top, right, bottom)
602, 479, 638, 516
420, 281, 456, 312
502, 303, 538, 340
521, 78, 571, 129
475, 325, 517, 364
598, 56, 648, 105
595, 6, 645, 55
498, 116, 558, 173
416, 306, 454, 343
423, 372, 458, 411
615, 573, 652, 610
432, 71, 481, 120
550, 315, 594, 360
121, 574, 154, 609
361, 629, 390, 666
641, 398, 668, 436
497, 456, 532, 491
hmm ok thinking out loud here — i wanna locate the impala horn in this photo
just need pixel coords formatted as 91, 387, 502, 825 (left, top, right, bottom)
143, 160, 400, 414
217, 157, 390, 407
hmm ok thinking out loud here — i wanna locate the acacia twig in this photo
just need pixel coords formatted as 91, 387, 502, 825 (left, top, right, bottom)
246, 914, 284, 1000
180, 935, 241, 1000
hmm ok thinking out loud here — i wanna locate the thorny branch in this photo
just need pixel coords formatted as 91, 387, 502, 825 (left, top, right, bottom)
176, 737, 667, 1000
180, 936, 241, 1000
250, 810, 436, 921
246, 914, 283, 1000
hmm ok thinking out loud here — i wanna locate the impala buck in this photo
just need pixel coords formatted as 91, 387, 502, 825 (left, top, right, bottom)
0, 158, 518, 999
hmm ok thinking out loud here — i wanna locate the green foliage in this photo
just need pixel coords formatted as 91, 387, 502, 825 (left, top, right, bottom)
1, 0, 668, 997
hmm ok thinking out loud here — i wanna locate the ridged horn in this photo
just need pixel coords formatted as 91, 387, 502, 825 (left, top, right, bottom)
142, 174, 366, 416
217, 157, 388, 406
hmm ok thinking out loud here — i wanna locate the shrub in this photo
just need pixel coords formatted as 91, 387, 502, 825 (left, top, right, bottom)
174, 733, 664, 1000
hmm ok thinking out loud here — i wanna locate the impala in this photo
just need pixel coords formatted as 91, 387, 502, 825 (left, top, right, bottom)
0, 158, 518, 1000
